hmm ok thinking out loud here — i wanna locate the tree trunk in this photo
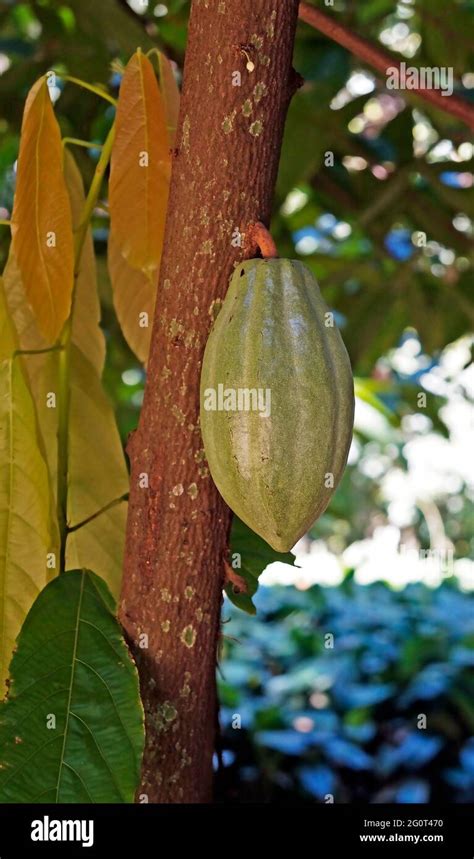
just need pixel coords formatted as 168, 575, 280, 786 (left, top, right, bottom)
119, 0, 301, 803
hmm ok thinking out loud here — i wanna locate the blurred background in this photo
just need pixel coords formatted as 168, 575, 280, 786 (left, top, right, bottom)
0, 0, 472, 803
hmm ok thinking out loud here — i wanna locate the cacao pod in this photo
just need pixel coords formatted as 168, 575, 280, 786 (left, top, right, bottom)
200, 258, 354, 552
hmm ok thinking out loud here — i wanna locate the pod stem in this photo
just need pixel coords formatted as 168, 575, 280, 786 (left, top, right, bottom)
248, 220, 279, 259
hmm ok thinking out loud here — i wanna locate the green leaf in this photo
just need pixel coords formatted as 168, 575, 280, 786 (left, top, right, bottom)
0, 570, 144, 803
227, 517, 296, 615
277, 90, 327, 200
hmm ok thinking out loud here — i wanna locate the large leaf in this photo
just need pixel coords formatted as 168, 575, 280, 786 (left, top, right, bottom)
157, 50, 180, 148
0, 570, 144, 802
109, 49, 170, 274
108, 231, 157, 364
10, 77, 74, 342
2, 251, 59, 485
66, 500, 128, 588
228, 518, 296, 615
67, 345, 129, 527
0, 279, 57, 696
3, 155, 129, 599
0, 278, 17, 361
64, 151, 106, 375
64, 348, 128, 596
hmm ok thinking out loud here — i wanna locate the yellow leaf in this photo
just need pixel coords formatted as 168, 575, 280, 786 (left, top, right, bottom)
67, 345, 129, 526
64, 151, 106, 375
0, 279, 58, 695
157, 51, 180, 148
109, 50, 171, 273
3, 151, 107, 487
11, 77, 74, 343
108, 231, 157, 364
0, 278, 18, 361
65, 345, 129, 599
3, 153, 129, 600
2, 251, 59, 489
66, 499, 127, 592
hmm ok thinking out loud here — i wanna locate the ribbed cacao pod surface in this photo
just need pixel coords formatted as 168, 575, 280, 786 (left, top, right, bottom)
200, 258, 354, 552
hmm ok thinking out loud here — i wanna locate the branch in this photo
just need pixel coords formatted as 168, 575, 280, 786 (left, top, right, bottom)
298, 3, 474, 130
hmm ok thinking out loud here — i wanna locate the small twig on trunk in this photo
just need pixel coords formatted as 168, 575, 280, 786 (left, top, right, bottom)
247, 221, 279, 259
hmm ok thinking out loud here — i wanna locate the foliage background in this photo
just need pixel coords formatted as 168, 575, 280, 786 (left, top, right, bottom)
0, 0, 472, 803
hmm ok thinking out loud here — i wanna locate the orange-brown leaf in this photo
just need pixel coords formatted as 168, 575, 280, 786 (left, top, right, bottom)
11, 77, 74, 343
108, 231, 157, 365
157, 51, 180, 148
109, 50, 171, 274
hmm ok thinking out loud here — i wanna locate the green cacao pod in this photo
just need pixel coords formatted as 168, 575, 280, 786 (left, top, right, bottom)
200, 258, 354, 552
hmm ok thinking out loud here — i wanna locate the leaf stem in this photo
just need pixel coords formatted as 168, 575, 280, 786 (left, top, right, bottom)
0, 219, 11, 227
60, 75, 117, 106
62, 137, 104, 151
13, 345, 64, 358
56, 123, 116, 573
73, 124, 115, 267
67, 493, 129, 534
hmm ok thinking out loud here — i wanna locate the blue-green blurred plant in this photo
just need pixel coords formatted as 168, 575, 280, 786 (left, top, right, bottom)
218, 579, 474, 803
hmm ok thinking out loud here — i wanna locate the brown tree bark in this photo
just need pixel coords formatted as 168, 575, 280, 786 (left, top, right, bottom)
119, 0, 301, 803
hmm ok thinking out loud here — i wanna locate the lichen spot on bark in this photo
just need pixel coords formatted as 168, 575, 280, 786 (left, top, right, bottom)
242, 99, 253, 117
187, 482, 199, 500
222, 112, 236, 134
169, 318, 184, 338
161, 588, 172, 603
180, 672, 191, 698
253, 81, 268, 102
182, 115, 190, 151
180, 625, 197, 648
172, 483, 184, 496
266, 10, 277, 39
180, 749, 192, 769
161, 620, 171, 633
184, 586, 195, 600
153, 701, 178, 733
249, 120, 263, 137
250, 34, 264, 51
171, 405, 186, 425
